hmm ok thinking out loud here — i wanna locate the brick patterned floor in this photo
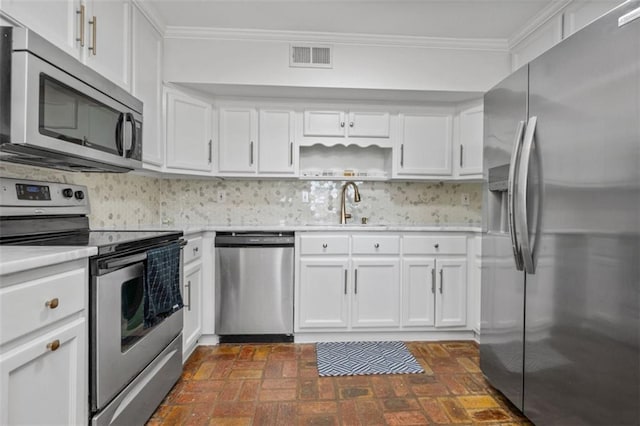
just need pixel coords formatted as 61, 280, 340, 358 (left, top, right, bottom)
147, 341, 531, 425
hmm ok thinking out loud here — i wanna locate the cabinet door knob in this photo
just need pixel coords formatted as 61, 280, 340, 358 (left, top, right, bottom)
434, 243, 440, 249
193, 247, 199, 253
374, 243, 380, 248
349, 121, 354, 127
45, 298, 59, 309
340, 122, 345, 128
322, 243, 328, 248
47, 339, 61, 351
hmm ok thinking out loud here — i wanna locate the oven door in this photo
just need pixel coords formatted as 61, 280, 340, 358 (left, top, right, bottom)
91, 255, 183, 411
9, 50, 142, 169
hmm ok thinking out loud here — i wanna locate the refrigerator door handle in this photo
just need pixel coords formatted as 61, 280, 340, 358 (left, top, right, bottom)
516, 116, 538, 274
508, 120, 526, 271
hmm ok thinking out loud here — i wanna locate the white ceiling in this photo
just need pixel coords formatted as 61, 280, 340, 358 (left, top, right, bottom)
149, 0, 555, 40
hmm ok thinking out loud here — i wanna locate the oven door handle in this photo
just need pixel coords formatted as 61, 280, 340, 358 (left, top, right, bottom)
98, 252, 147, 273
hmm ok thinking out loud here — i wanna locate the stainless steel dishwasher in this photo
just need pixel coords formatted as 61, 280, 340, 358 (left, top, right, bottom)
215, 232, 294, 342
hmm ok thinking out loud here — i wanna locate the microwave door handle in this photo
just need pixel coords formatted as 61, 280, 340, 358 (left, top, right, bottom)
125, 113, 137, 158
115, 113, 124, 156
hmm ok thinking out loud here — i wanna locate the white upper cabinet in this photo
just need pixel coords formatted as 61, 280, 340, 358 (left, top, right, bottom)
511, 14, 563, 71
563, 0, 625, 38
304, 111, 346, 137
347, 112, 390, 138
132, 5, 163, 167
2, 0, 132, 90
510, 0, 624, 71
302, 110, 391, 145
83, 0, 131, 91
258, 110, 296, 175
165, 87, 213, 173
455, 103, 483, 177
218, 108, 297, 176
395, 113, 453, 178
218, 108, 257, 174
0, 0, 83, 58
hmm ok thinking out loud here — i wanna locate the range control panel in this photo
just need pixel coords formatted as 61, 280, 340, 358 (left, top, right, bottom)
0, 177, 90, 216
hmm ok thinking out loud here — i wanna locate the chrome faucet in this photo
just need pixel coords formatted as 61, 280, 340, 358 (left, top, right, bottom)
340, 181, 361, 224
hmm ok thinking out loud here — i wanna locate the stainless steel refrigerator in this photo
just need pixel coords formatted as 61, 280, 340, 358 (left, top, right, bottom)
480, 2, 640, 425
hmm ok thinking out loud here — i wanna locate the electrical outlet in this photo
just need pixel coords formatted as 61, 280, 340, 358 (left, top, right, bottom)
461, 193, 470, 206
302, 191, 309, 203
217, 190, 226, 203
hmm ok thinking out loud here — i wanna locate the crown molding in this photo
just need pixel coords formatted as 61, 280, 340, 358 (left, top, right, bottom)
508, 0, 573, 49
132, 0, 167, 36
164, 26, 509, 52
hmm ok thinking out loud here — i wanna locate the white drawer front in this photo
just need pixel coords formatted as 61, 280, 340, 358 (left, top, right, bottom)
184, 236, 203, 264
0, 268, 85, 345
352, 235, 400, 255
403, 235, 467, 255
300, 235, 349, 255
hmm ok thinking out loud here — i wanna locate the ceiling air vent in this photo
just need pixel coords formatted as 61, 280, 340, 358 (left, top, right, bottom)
290, 44, 332, 68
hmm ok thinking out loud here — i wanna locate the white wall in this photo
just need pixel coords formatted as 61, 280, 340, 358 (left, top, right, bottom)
164, 37, 511, 93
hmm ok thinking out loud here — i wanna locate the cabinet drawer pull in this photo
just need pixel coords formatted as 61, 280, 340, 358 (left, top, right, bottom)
45, 298, 59, 309
76, 5, 85, 47
185, 280, 192, 310
290, 142, 294, 166
47, 339, 61, 351
89, 16, 97, 55
322, 243, 328, 249
374, 243, 380, 248
344, 269, 347, 295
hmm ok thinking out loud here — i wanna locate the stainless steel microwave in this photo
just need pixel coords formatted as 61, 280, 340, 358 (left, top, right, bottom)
0, 26, 143, 172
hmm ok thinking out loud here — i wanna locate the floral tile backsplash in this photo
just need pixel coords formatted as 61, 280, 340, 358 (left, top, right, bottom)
161, 179, 482, 226
1, 163, 481, 228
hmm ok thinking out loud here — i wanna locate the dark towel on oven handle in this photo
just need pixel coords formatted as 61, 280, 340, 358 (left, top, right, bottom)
144, 242, 183, 328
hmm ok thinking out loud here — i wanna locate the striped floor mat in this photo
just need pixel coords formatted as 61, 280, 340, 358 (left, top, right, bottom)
316, 341, 424, 376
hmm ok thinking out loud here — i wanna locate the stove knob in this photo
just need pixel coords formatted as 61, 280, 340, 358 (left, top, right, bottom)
74, 190, 85, 200
62, 188, 74, 198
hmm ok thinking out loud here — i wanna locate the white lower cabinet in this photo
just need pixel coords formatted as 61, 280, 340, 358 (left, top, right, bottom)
0, 319, 86, 425
298, 258, 349, 329
402, 235, 468, 330
296, 232, 470, 335
402, 257, 467, 328
182, 235, 203, 359
351, 258, 400, 328
402, 258, 436, 327
434, 258, 467, 327
0, 260, 88, 426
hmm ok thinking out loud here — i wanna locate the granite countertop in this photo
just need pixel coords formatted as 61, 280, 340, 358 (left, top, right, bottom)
106, 223, 482, 234
0, 246, 98, 276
